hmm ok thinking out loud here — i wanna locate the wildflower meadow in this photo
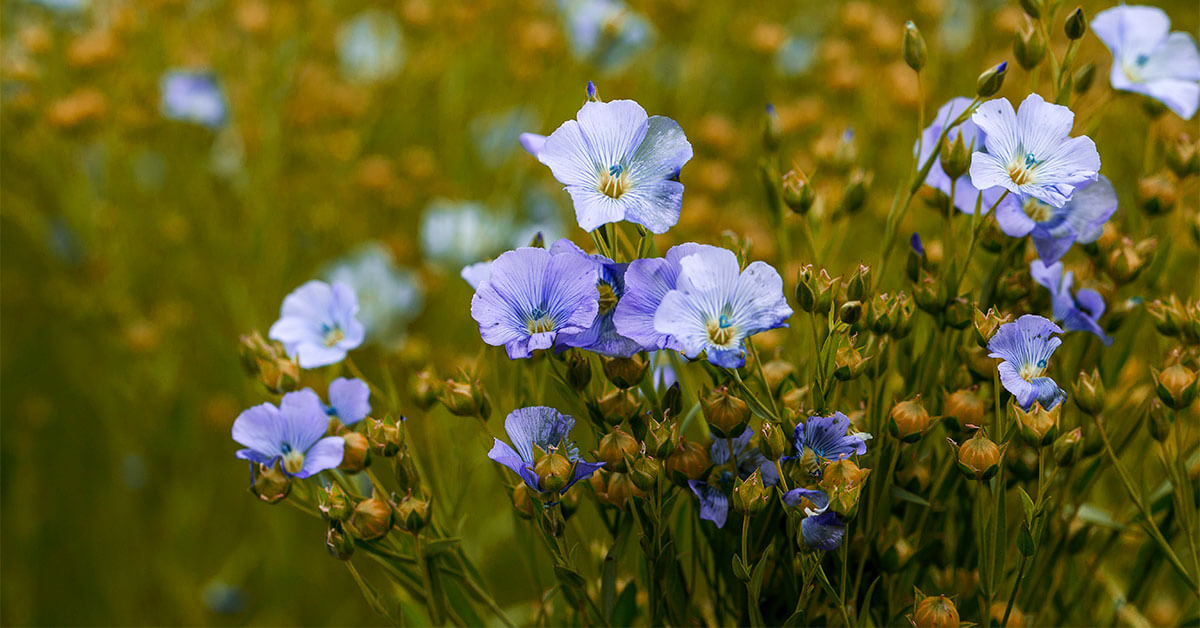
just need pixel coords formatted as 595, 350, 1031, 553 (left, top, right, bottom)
2, 0, 1199, 626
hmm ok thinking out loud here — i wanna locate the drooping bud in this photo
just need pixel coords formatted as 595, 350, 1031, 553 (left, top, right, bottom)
1154, 364, 1197, 410
630, 456, 661, 491
409, 368, 439, 411
940, 132, 972, 181
702, 386, 751, 438
603, 354, 648, 389
733, 469, 770, 514
510, 483, 535, 519
597, 388, 641, 425
1014, 401, 1061, 446
820, 458, 871, 516
759, 421, 788, 461
956, 430, 1002, 481
338, 431, 372, 474
943, 388, 985, 432
318, 483, 352, 521
597, 427, 639, 472
665, 438, 710, 484
1064, 7, 1086, 40
564, 350, 592, 392
1147, 397, 1173, 442
1074, 369, 1105, 415
326, 523, 355, 560
912, 592, 960, 628
345, 498, 394, 541
834, 343, 871, 381
1053, 427, 1082, 467
533, 450, 575, 493
1013, 27, 1046, 70
889, 396, 931, 443
393, 492, 432, 532
903, 21, 927, 72
782, 167, 816, 214
976, 62, 1008, 98
974, 307, 1011, 347
250, 462, 292, 504
763, 104, 782, 152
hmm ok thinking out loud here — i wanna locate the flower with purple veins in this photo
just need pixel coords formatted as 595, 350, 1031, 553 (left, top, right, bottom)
487, 406, 604, 494
916, 97, 1011, 214
987, 314, 1068, 410
995, 176, 1118, 264
651, 246, 792, 368
687, 430, 778, 528
614, 242, 722, 353
537, 94, 693, 234
327, 377, 371, 425
1030, 260, 1113, 346
790, 412, 870, 470
782, 488, 846, 551
1091, 5, 1200, 120
232, 389, 345, 478
969, 93, 1100, 208
161, 70, 227, 128
470, 245, 599, 359
549, 240, 643, 357
269, 281, 365, 369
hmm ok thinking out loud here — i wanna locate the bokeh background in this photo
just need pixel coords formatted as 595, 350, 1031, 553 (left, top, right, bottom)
2, 0, 1197, 624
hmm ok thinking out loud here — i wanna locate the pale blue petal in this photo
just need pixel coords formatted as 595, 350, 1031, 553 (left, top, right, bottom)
232, 403, 284, 458
296, 436, 345, 478
329, 377, 370, 425
279, 389, 330, 451
688, 480, 729, 528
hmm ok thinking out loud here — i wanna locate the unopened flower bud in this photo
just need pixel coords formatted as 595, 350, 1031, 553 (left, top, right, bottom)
759, 421, 788, 461
326, 523, 355, 560
394, 492, 431, 532
251, 462, 292, 504
840, 170, 870, 215
1074, 369, 1105, 415
820, 459, 871, 516
410, 368, 439, 411
318, 484, 352, 521
763, 104, 782, 152
534, 450, 575, 493
1064, 7, 1086, 40
564, 350, 592, 391
645, 418, 675, 458
603, 471, 642, 508
438, 375, 491, 419
597, 388, 640, 425
366, 417, 402, 457
839, 300, 864, 326
890, 293, 916, 339
733, 470, 769, 514
914, 275, 948, 314
943, 388, 985, 432
834, 344, 870, 381
511, 483, 535, 519
630, 456, 661, 491
941, 132, 972, 181
393, 449, 420, 493
603, 354, 648, 389
338, 432, 372, 474
1013, 27, 1046, 70
1165, 134, 1200, 178
1138, 173, 1178, 216
702, 386, 751, 438
957, 430, 1002, 481
847, 264, 871, 300
870, 293, 895, 334
1147, 398, 1173, 442
889, 397, 931, 443
1014, 401, 1060, 446
912, 593, 960, 628
665, 438, 710, 484
976, 62, 1008, 98
783, 168, 817, 214
974, 307, 1011, 347
1053, 427, 1083, 467
660, 381, 683, 418
1146, 297, 1184, 337
1154, 364, 1197, 409
597, 427, 639, 472
943, 297, 972, 330
814, 269, 841, 315
1019, 0, 1042, 18
345, 498, 394, 541
903, 21, 928, 72
795, 267, 817, 312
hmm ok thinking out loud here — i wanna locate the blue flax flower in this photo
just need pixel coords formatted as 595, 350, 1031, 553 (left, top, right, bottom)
790, 412, 870, 467
969, 93, 1100, 208
557, 0, 654, 73
987, 314, 1067, 410
538, 96, 693, 234
327, 377, 371, 425
687, 430, 778, 528
782, 488, 846, 551
1092, 5, 1200, 120
995, 176, 1117, 264
269, 281, 365, 369
614, 242, 722, 352
232, 389, 345, 478
487, 406, 604, 494
1030, 260, 1113, 346
324, 242, 423, 346
916, 97, 1010, 214
161, 70, 227, 128
470, 245, 599, 359
549, 240, 642, 357
651, 246, 792, 368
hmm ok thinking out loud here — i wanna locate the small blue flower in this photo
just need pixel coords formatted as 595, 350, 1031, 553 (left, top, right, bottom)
1030, 260, 1113, 346
995, 177, 1118, 264
782, 488, 845, 551
538, 96, 693, 234
1092, 5, 1200, 120
790, 412, 870, 466
232, 389, 345, 478
161, 70, 227, 128
324, 242, 423, 346
687, 431, 778, 528
549, 239, 642, 357
969, 93, 1100, 208
470, 245, 599, 359
649, 246, 792, 368
614, 242, 723, 353
269, 281, 365, 369
557, 0, 654, 73
327, 377, 371, 425
916, 97, 1010, 214
487, 406, 604, 494
987, 314, 1067, 410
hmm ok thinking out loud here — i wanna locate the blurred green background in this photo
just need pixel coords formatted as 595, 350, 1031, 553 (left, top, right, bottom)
2, 0, 1196, 624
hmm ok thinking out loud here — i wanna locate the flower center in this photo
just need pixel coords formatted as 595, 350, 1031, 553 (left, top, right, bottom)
1022, 197, 1053, 222
322, 325, 345, 347
526, 307, 556, 334
280, 443, 306, 475
1018, 358, 1048, 382
597, 282, 618, 315
1007, 152, 1039, 186
1122, 54, 1150, 83
706, 313, 737, 347
598, 164, 630, 199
